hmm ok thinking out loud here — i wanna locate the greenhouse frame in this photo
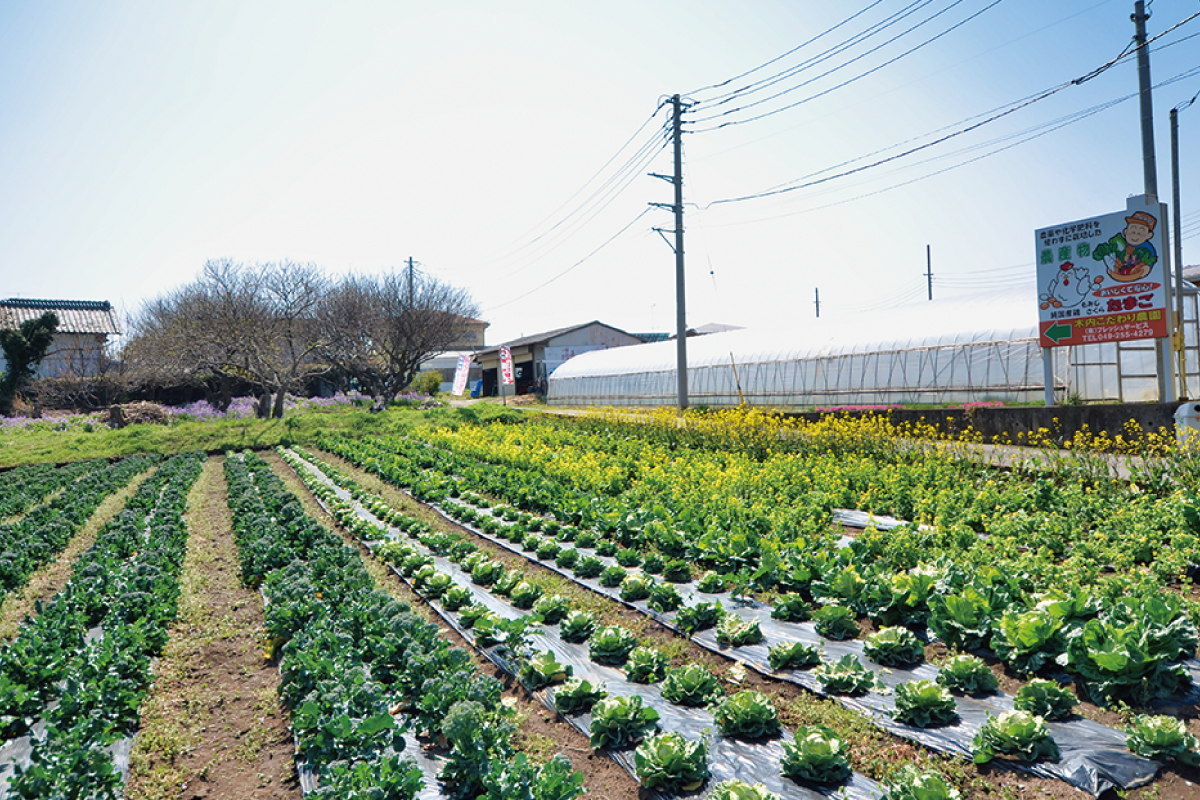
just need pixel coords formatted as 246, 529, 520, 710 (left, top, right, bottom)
548, 288, 1200, 408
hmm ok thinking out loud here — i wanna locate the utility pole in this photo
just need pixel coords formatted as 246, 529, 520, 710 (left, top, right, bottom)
925, 245, 933, 300
406, 256, 415, 306
1134, 1, 1158, 198
814, 288, 820, 318
1173, 94, 1198, 397
650, 94, 692, 410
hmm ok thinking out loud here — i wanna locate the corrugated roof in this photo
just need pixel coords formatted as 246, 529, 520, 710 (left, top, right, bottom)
0, 299, 121, 336
476, 320, 636, 355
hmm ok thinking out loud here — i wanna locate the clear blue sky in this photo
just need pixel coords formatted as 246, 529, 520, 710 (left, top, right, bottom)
1, 1, 1198, 345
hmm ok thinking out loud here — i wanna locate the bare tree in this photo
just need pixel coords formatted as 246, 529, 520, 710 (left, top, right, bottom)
319, 270, 480, 410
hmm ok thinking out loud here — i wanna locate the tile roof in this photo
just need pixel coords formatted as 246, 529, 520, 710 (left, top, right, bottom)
0, 299, 121, 336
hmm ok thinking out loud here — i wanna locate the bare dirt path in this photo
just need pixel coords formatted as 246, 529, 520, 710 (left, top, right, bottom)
126, 455, 300, 800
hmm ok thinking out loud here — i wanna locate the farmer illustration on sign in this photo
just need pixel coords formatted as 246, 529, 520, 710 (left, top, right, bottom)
1092, 210, 1158, 282
1039, 260, 1102, 310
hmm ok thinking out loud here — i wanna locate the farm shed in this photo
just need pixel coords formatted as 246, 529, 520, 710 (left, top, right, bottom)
0, 298, 121, 379
475, 321, 644, 396
547, 288, 1200, 407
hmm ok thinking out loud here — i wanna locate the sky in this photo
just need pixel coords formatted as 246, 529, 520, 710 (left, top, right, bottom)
1, 0, 1199, 347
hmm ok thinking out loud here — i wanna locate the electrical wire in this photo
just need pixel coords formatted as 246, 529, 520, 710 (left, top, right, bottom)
685, 0, 891, 97
692, 0, 939, 109
691, 0, 1002, 130
482, 208, 654, 312
699, 12, 1200, 208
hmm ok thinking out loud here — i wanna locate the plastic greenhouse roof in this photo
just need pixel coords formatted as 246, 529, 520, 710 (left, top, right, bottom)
551, 287, 1039, 379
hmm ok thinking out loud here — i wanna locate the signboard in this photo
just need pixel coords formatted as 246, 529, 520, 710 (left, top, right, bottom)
1035, 195, 1169, 348
499, 345, 515, 386
451, 354, 471, 396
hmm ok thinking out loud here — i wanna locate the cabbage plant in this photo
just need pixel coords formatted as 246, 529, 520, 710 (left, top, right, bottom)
509, 581, 543, 609
881, 765, 961, 800
661, 664, 723, 707
935, 654, 998, 695
553, 678, 607, 714
647, 581, 683, 612
676, 602, 725, 635
624, 646, 669, 684
716, 616, 764, 647
519, 651, 572, 690
863, 626, 924, 667
708, 781, 779, 800
972, 710, 1059, 764
589, 626, 639, 665
599, 565, 627, 587
781, 725, 851, 785
1012, 679, 1076, 720
814, 654, 880, 695
813, 605, 860, 640
697, 571, 728, 594
892, 680, 958, 728
532, 594, 569, 625
589, 695, 660, 749
1125, 714, 1200, 765
768, 640, 823, 672
633, 731, 709, 792
713, 690, 780, 739
772, 594, 811, 623
559, 610, 596, 643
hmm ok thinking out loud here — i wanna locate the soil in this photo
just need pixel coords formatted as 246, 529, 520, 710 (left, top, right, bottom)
125, 456, 300, 800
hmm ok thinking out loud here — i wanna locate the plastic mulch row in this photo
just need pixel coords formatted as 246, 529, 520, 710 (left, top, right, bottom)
287, 451, 883, 800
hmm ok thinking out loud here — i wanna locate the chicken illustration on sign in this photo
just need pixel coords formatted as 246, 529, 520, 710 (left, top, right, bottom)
1034, 196, 1169, 348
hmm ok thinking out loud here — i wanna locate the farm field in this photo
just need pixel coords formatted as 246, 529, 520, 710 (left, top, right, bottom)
1, 403, 1200, 799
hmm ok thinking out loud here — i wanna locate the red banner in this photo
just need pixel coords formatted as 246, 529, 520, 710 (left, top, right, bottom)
499, 346, 515, 386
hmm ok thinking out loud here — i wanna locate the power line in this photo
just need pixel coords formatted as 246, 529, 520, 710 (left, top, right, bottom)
691, 0, 999, 130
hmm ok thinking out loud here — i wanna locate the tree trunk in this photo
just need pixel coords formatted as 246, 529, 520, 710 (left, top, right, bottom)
255, 392, 272, 418
217, 376, 234, 413
272, 388, 286, 418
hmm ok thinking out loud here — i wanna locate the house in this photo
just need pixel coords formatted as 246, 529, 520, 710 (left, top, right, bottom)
0, 299, 121, 378
473, 321, 644, 396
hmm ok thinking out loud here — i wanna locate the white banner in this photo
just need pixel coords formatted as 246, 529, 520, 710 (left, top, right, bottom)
451, 354, 471, 396
499, 345, 515, 385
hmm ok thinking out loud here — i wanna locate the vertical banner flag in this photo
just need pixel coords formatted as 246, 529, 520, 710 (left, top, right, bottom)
499, 346, 515, 386
451, 354, 471, 396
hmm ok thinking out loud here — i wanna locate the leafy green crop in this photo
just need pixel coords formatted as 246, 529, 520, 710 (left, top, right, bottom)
768, 640, 823, 671
863, 626, 924, 667
772, 593, 811, 622
990, 608, 1066, 674
647, 581, 683, 612
634, 731, 709, 792
892, 680, 958, 728
572, 555, 605, 579
781, 724, 852, 785
972, 710, 1059, 764
588, 695, 660, 749
935, 654, 998, 695
553, 678, 608, 714
559, 610, 596, 643
813, 604, 860, 640
588, 625, 639, 665
1012, 679, 1076, 721
532, 594, 569, 625
599, 565, 628, 587
518, 651, 572, 690
624, 646, 669, 684
441, 585, 473, 611
881, 765, 961, 800
661, 663, 723, 707
928, 586, 997, 651
697, 571, 728, 594
675, 601, 725, 635
708, 781, 780, 800
814, 654, 880, 695
1125, 714, 1200, 765
713, 690, 780, 739
716, 615, 764, 647
509, 581, 543, 609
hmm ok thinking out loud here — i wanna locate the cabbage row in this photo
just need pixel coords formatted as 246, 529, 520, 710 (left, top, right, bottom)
224, 451, 584, 800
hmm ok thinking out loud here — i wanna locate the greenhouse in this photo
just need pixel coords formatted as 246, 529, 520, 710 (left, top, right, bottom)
547, 288, 1200, 408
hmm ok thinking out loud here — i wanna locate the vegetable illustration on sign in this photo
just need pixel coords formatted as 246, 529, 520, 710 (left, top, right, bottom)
1034, 195, 1169, 348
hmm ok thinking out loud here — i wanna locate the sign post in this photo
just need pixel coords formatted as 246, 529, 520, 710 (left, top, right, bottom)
1035, 194, 1172, 403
